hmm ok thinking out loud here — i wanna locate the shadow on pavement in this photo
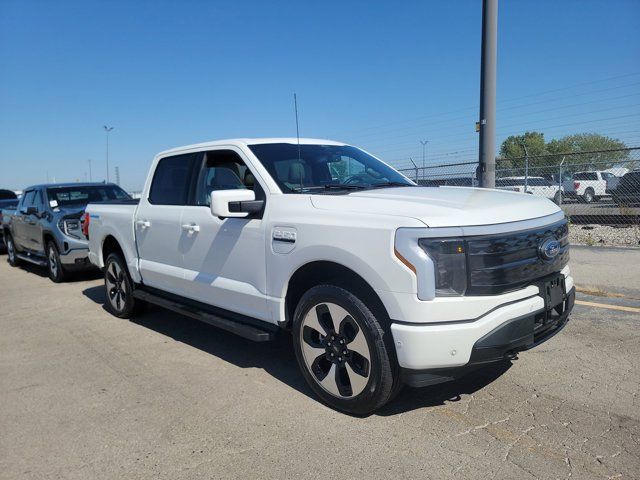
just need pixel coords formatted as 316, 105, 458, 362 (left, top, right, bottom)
12, 261, 101, 282
82, 285, 512, 416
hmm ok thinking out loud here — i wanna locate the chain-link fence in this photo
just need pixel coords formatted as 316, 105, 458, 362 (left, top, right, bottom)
396, 147, 640, 228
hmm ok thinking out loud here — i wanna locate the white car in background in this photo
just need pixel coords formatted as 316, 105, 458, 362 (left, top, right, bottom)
496, 176, 563, 205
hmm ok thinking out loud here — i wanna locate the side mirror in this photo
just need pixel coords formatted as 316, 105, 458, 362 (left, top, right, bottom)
26, 206, 38, 215
210, 189, 264, 218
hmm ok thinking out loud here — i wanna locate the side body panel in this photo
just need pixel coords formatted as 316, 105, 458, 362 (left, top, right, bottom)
87, 203, 141, 282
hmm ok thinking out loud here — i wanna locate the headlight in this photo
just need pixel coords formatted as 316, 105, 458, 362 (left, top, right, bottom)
58, 218, 82, 239
419, 238, 467, 296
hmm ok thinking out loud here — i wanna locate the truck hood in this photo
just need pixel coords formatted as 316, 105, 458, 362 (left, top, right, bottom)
310, 186, 561, 227
53, 205, 88, 217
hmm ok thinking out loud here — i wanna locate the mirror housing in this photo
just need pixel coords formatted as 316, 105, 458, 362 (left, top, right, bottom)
25, 206, 38, 215
210, 189, 263, 218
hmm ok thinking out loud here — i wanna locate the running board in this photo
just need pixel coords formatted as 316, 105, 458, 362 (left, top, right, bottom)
132, 289, 275, 342
16, 253, 48, 267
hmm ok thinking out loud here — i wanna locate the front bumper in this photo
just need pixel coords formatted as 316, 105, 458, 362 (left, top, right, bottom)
392, 280, 575, 387
59, 247, 91, 268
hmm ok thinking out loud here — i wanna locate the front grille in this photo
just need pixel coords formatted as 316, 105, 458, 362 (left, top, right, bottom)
465, 219, 569, 295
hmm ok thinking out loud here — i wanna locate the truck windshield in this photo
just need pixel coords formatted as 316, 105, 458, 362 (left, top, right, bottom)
46, 185, 130, 207
248, 143, 414, 193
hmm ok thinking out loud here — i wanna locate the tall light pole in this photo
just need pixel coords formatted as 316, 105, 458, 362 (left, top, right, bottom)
420, 140, 429, 179
88, 159, 92, 182
103, 126, 114, 182
478, 0, 498, 188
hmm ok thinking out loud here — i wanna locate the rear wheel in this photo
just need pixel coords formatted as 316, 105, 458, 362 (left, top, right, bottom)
104, 252, 144, 318
582, 188, 595, 204
46, 241, 67, 283
6, 234, 19, 267
292, 284, 396, 415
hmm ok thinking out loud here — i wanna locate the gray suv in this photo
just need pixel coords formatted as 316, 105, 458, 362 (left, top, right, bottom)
2, 182, 129, 282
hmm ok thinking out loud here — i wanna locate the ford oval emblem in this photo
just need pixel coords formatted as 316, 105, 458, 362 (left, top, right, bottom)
539, 238, 561, 261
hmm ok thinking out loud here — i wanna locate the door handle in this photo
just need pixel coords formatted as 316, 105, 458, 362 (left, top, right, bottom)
135, 220, 151, 230
181, 223, 200, 234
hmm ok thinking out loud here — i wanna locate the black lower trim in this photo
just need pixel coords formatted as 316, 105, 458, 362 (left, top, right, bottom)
133, 286, 278, 342
401, 287, 575, 388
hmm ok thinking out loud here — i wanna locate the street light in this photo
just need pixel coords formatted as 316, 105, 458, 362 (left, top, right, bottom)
88, 159, 92, 182
103, 126, 114, 182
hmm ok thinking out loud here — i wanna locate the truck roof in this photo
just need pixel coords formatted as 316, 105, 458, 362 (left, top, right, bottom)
23, 182, 120, 190
158, 137, 348, 156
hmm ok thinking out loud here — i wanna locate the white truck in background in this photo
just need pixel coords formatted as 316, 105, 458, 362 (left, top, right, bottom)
568, 170, 615, 203
86, 138, 575, 414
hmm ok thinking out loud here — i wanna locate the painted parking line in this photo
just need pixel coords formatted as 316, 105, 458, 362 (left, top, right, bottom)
575, 299, 640, 314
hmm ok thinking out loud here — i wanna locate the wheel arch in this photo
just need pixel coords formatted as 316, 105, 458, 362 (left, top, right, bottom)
283, 260, 390, 330
101, 234, 125, 265
42, 230, 57, 250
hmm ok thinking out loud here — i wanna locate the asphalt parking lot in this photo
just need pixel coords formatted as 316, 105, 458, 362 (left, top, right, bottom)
1, 258, 639, 480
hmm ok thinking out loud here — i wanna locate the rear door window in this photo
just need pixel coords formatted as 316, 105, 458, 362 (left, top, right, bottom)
148, 153, 199, 205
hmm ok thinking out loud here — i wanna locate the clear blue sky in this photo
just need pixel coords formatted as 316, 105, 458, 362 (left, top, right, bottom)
1, 0, 639, 191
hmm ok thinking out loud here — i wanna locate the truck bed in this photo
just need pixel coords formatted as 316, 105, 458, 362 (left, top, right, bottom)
86, 202, 139, 276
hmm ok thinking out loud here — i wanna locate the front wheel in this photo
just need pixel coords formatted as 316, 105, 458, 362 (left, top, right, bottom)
46, 241, 67, 283
6, 234, 20, 267
104, 252, 144, 318
292, 284, 396, 415
553, 191, 562, 205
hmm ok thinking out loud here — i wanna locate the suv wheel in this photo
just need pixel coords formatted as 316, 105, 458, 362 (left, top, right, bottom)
46, 241, 67, 283
582, 188, 595, 203
6, 234, 19, 267
292, 284, 396, 415
104, 252, 144, 318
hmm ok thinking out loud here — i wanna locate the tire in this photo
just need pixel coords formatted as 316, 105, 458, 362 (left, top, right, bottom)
6, 234, 19, 267
582, 188, 595, 204
553, 191, 562, 205
46, 241, 67, 283
292, 284, 396, 415
104, 252, 144, 318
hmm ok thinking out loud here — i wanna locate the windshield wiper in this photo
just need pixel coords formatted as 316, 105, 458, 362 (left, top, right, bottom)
323, 183, 370, 190
368, 181, 414, 188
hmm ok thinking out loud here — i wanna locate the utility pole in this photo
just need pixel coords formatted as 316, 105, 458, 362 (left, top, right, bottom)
420, 140, 429, 180
478, 0, 498, 188
115, 166, 120, 186
103, 125, 114, 182
88, 159, 92, 182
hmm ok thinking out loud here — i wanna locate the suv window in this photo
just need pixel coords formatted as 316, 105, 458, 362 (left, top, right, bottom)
149, 153, 199, 205
574, 172, 598, 181
47, 185, 130, 207
21, 190, 35, 210
528, 178, 550, 186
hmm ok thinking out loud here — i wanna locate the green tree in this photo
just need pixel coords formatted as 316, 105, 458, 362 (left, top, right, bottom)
499, 131, 547, 159
546, 133, 629, 170
498, 131, 548, 174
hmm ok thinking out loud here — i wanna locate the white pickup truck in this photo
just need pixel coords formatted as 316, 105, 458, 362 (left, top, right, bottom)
568, 170, 615, 203
86, 138, 575, 414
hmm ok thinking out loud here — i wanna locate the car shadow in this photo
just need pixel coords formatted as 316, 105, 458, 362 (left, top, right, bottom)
10, 259, 101, 282
82, 285, 512, 417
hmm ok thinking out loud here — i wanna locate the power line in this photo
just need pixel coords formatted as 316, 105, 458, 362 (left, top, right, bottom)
332, 73, 640, 138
